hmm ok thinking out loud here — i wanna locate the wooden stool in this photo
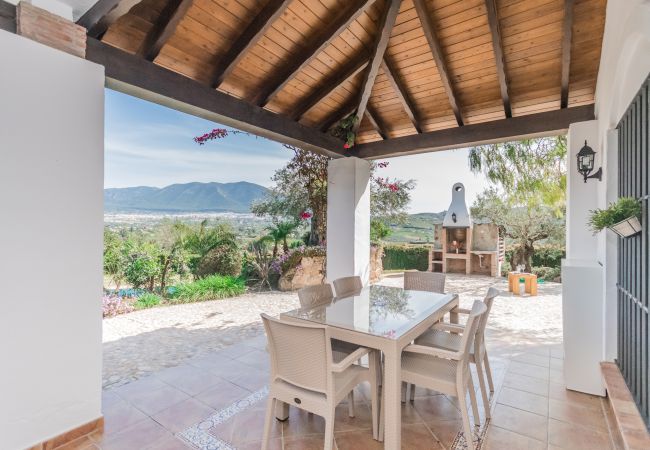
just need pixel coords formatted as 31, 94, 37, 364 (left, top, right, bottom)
508, 272, 538, 296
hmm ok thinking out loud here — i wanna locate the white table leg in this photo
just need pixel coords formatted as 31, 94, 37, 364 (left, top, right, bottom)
275, 400, 289, 421
383, 343, 401, 449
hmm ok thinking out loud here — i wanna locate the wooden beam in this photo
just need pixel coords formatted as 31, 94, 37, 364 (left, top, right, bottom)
254, 0, 377, 107
366, 106, 388, 139
319, 96, 359, 132
381, 56, 422, 132
484, 0, 511, 118
0, 0, 15, 33
85, 38, 346, 158
77, 0, 142, 38
210, 0, 291, 89
353, 0, 401, 133
290, 56, 369, 121
413, 0, 463, 126
138, 0, 193, 61
352, 105, 595, 158
561, 0, 575, 108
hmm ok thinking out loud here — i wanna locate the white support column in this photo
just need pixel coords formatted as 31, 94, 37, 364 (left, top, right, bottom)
0, 31, 104, 449
326, 157, 371, 285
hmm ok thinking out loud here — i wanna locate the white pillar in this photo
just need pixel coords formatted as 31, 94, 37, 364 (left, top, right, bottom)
326, 157, 371, 285
566, 120, 601, 261
0, 31, 104, 449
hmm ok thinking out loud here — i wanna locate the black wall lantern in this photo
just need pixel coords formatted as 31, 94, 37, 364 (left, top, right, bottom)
452, 212, 457, 223
577, 140, 602, 183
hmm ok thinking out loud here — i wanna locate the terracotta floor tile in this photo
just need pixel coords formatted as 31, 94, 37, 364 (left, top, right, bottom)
101, 418, 171, 450
548, 398, 608, 432
112, 376, 168, 403
332, 401, 374, 432
426, 419, 464, 448
151, 397, 215, 433
503, 372, 549, 397
412, 395, 461, 422
235, 348, 271, 371
101, 390, 123, 409
482, 425, 546, 450
127, 383, 190, 416
156, 364, 225, 396
54, 436, 98, 450
185, 353, 234, 372
282, 407, 326, 438
497, 386, 549, 416
527, 346, 552, 358
548, 382, 603, 411
101, 399, 149, 436
508, 361, 551, 381
196, 378, 251, 410
549, 368, 565, 384
547, 418, 613, 449
215, 342, 257, 359
284, 434, 327, 450
333, 430, 384, 450
511, 352, 551, 368
237, 437, 283, 450
220, 367, 269, 392
218, 403, 282, 445
145, 434, 193, 450
398, 400, 426, 424
491, 404, 548, 442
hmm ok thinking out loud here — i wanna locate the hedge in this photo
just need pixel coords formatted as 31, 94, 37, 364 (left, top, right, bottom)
382, 245, 429, 271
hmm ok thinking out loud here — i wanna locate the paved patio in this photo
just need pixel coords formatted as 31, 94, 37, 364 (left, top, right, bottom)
86, 274, 621, 449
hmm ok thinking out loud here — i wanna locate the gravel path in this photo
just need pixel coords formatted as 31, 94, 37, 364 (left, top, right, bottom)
103, 273, 562, 389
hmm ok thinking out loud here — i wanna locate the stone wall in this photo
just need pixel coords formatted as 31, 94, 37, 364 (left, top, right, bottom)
370, 245, 384, 283
278, 256, 325, 291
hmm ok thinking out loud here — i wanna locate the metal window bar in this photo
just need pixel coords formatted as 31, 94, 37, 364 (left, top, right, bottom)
616, 74, 650, 428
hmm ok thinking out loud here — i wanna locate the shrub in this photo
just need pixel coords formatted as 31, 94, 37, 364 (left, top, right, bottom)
382, 245, 429, 271
134, 293, 162, 310
589, 197, 641, 233
505, 245, 565, 269
195, 243, 242, 278
102, 295, 134, 318
169, 275, 246, 303
532, 266, 562, 282
271, 246, 326, 275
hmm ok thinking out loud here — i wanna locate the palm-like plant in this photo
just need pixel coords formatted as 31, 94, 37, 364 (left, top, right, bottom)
266, 220, 298, 257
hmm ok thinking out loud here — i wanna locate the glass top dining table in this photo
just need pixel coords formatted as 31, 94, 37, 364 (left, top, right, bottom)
282, 284, 457, 340
280, 284, 459, 449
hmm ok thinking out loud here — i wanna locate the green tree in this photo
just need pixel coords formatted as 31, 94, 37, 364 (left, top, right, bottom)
472, 188, 564, 272
468, 136, 567, 212
104, 229, 127, 290
183, 220, 240, 278
152, 220, 188, 292
266, 220, 298, 257
123, 240, 161, 291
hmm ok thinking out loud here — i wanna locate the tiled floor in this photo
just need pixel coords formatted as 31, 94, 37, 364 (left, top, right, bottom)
66, 334, 619, 450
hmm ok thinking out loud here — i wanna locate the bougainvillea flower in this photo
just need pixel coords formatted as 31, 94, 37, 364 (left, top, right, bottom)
300, 211, 313, 220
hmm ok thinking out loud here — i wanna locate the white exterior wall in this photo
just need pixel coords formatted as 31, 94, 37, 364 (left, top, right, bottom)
0, 30, 104, 450
326, 157, 371, 286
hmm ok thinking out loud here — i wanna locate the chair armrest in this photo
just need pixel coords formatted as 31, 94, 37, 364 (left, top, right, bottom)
331, 347, 371, 372
452, 307, 472, 315
403, 344, 460, 361
432, 322, 464, 333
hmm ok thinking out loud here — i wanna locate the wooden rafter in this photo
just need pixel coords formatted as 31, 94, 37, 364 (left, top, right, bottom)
138, 0, 193, 61
0, 0, 15, 33
366, 105, 388, 139
290, 56, 370, 121
561, 0, 575, 108
210, 0, 291, 89
254, 0, 377, 107
413, 0, 463, 126
353, 0, 401, 133
77, 0, 142, 38
85, 38, 346, 158
319, 96, 359, 132
381, 56, 422, 132
353, 105, 595, 158
484, 0, 511, 118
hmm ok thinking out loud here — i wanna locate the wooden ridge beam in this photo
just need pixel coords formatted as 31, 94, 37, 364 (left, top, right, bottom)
351, 105, 595, 159
484, 0, 511, 118
210, 0, 291, 89
560, 0, 575, 108
366, 105, 388, 139
138, 0, 193, 61
353, 0, 401, 133
290, 56, 370, 121
413, 0, 463, 126
77, 0, 142, 38
381, 56, 422, 132
254, 0, 377, 107
85, 38, 346, 158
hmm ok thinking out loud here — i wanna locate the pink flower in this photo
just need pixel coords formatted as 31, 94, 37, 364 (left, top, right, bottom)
343, 143, 350, 149
300, 211, 312, 220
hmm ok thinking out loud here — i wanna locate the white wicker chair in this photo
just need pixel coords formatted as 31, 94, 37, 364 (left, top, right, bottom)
413, 288, 500, 418
297, 283, 335, 309
388, 301, 487, 450
261, 314, 380, 449
403, 271, 446, 293
332, 276, 363, 297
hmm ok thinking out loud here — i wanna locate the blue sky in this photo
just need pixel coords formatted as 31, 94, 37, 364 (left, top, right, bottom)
105, 89, 489, 212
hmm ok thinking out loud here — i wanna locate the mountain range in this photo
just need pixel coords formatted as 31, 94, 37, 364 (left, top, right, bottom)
104, 181, 269, 213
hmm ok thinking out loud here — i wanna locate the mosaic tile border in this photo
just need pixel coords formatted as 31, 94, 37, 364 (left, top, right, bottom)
178, 386, 269, 450
450, 420, 490, 450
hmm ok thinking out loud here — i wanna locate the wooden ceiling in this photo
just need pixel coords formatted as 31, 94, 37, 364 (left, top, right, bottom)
77, 0, 605, 154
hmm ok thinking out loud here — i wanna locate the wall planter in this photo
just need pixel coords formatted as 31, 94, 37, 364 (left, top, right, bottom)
609, 216, 642, 238
588, 197, 642, 239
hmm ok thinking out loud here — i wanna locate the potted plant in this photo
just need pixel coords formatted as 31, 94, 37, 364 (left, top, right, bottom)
588, 197, 642, 238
